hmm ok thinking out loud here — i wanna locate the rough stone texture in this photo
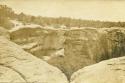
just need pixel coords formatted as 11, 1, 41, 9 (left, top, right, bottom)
0, 36, 68, 83
48, 28, 125, 79
0, 27, 10, 39
10, 27, 125, 79
10, 27, 65, 59
0, 66, 25, 82
70, 56, 125, 83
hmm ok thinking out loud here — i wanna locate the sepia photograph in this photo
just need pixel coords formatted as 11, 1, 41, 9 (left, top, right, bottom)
0, 0, 125, 83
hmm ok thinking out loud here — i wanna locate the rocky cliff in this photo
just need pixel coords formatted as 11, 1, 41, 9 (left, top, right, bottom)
10, 27, 125, 79
59, 28, 125, 78
10, 27, 65, 59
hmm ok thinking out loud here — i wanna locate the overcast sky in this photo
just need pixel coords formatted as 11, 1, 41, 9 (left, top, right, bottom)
1, 0, 125, 21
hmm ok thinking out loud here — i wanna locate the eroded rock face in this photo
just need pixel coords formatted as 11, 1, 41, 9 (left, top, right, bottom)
10, 27, 125, 79
70, 56, 125, 83
10, 27, 65, 59
0, 36, 68, 83
49, 28, 125, 79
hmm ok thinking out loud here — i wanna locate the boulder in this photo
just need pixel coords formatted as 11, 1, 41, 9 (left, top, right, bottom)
0, 36, 68, 83
70, 56, 125, 83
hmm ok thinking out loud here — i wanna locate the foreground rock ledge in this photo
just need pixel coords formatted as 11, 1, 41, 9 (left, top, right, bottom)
0, 36, 68, 83
70, 56, 125, 83
0, 66, 25, 82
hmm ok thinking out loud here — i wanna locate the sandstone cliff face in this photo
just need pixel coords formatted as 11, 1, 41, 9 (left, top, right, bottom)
48, 28, 125, 79
64, 28, 125, 63
10, 27, 65, 59
10, 27, 125, 79
70, 56, 125, 83
0, 36, 68, 83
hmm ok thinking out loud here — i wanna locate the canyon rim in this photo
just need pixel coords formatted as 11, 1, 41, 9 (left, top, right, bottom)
0, 0, 125, 83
